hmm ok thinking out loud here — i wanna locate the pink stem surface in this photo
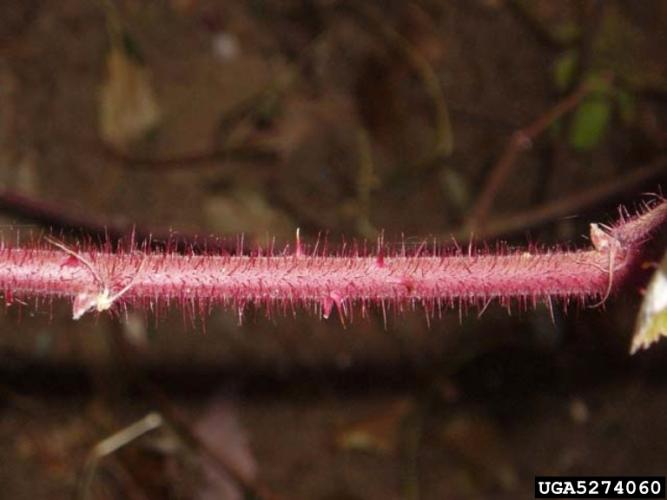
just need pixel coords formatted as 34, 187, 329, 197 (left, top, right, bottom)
0, 198, 664, 321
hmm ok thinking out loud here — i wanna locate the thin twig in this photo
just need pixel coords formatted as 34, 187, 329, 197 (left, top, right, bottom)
0, 189, 238, 253
505, 0, 576, 50
452, 157, 667, 241
467, 79, 603, 231
0, 189, 144, 240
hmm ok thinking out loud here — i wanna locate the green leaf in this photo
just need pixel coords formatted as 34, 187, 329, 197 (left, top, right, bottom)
568, 97, 611, 151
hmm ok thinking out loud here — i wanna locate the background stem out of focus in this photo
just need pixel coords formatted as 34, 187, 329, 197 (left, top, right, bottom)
1, 1, 667, 499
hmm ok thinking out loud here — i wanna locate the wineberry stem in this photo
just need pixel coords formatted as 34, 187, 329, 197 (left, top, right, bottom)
0, 198, 664, 321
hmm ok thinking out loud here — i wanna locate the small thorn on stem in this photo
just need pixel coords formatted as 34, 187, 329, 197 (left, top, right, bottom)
295, 227, 302, 258
322, 291, 347, 326
376, 230, 385, 268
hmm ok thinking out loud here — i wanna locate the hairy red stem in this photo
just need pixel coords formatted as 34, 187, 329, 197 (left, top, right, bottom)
0, 198, 665, 322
